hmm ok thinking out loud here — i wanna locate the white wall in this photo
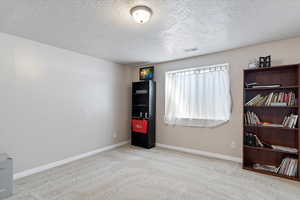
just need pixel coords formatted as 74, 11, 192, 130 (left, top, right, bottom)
133, 36, 300, 159
0, 32, 132, 173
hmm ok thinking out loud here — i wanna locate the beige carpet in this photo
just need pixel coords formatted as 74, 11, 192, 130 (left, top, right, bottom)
8, 145, 300, 200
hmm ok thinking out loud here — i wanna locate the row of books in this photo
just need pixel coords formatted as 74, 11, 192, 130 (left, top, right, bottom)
244, 111, 298, 128
244, 132, 298, 153
253, 158, 298, 177
244, 111, 260, 125
278, 158, 298, 177
245, 82, 281, 89
245, 92, 297, 106
282, 114, 298, 128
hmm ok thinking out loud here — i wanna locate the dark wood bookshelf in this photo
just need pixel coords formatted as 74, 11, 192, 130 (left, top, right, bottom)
243, 63, 300, 181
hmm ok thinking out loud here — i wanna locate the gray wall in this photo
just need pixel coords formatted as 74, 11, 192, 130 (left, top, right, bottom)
0, 32, 132, 173
133, 36, 300, 159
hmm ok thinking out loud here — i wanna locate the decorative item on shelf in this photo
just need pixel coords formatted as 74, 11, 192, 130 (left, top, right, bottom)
139, 66, 154, 80
248, 59, 259, 69
259, 55, 271, 68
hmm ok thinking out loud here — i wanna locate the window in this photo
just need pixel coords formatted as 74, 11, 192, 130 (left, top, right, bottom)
164, 63, 231, 127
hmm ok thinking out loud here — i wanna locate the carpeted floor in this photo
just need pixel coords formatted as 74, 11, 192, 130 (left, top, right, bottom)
8, 145, 300, 200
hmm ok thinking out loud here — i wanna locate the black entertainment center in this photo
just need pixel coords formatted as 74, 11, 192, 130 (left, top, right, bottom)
131, 80, 156, 148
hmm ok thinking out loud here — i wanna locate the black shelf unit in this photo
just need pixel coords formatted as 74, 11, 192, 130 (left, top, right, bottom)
131, 80, 156, 148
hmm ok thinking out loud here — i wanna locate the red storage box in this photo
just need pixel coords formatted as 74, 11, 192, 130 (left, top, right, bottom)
132, 119, 148, 134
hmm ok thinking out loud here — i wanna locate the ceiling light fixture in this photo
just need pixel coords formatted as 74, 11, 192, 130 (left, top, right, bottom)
130, 5, 153, 24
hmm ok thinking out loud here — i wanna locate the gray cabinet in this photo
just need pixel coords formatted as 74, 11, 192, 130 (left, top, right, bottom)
0, 154, 13, 200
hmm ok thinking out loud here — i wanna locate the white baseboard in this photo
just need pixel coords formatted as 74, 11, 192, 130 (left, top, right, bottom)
13, 140, 129, 180
156, 143, 242, 163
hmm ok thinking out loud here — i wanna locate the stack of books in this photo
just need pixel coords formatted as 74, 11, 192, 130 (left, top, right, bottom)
278, 158, 298, 177
245, 92, 297, 106
282, 114, 298, 128
244, 111, 260, 125
253, 164, 280, 173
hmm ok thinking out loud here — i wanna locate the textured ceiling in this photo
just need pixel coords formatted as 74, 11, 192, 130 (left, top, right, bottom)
0, 0, 300, 64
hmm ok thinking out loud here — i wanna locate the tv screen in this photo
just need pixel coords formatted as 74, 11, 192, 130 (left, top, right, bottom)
139, 66, 154, 80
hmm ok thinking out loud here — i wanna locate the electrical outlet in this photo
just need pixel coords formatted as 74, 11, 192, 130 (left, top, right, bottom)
230, 141, 236, 149
113, 132, 117, 139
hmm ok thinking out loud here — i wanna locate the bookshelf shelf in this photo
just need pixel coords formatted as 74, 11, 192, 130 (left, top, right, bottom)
244, 64, 299, 72
243, 166, 299, 181
243, 63, 300, 181
133, 104, 149, 107
244, 145, 298, 155
244, 86, 298, 91
133, 93, 148, 95
244, 125, 298, 131
244, 105, 298, 109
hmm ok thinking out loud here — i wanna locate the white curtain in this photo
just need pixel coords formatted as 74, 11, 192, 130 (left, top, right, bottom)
164, 63, 231, 127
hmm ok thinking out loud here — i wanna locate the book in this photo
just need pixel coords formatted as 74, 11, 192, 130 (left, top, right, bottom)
244, 82, 281, 88
253, 135, 264, 147
270, 102, 287, 106
261, 123, 283, 127
245, 82, 258, 88
253, 163, 280, 173
251, 84, 281, 88
271, 145, 298, 153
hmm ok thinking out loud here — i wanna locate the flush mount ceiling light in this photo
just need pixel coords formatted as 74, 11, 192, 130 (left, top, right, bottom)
130, 5, 153, 24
